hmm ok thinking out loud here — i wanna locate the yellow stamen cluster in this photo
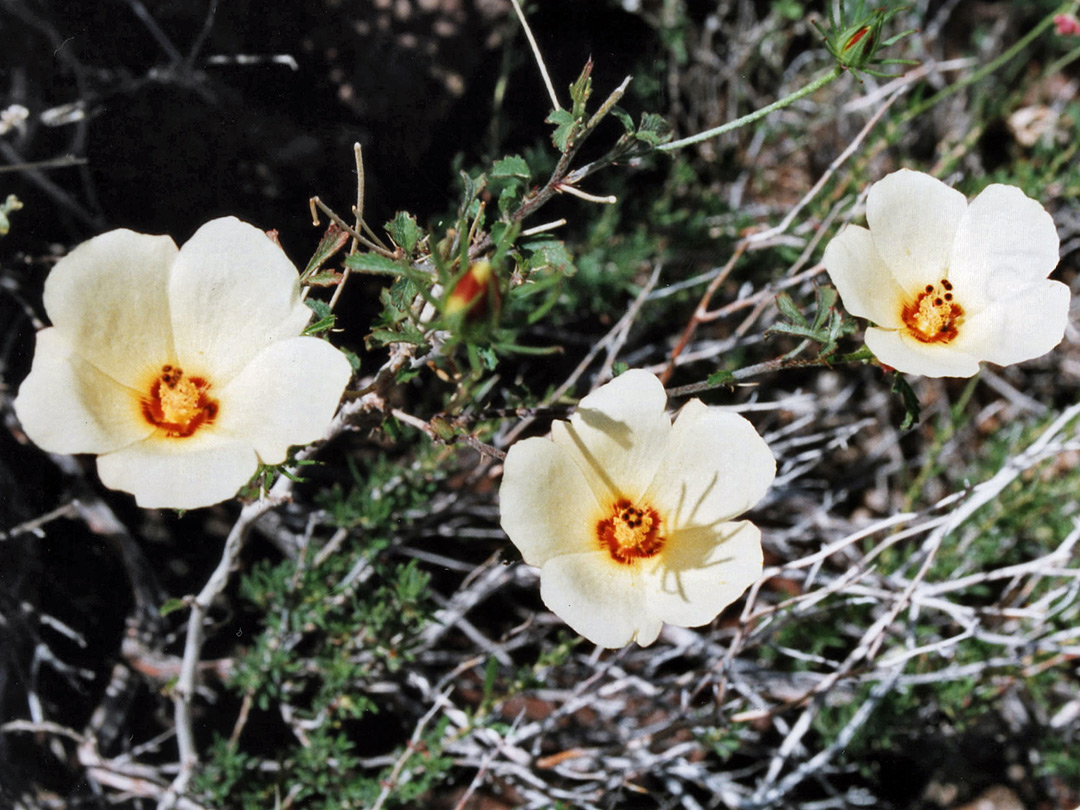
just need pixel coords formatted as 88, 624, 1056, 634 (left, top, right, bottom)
902, 278, 963, 344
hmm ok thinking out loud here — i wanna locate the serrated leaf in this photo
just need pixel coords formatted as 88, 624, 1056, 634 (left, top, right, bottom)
303, 269, 344, 287
546, 108, 577, 153
385, 211, 422, 255
525, 239, 576, 276
300, 224, 349, 283
345, 252, 410, 276
491, 155, 531, 179
635, 112, 673, 146
774, 292, 808, 326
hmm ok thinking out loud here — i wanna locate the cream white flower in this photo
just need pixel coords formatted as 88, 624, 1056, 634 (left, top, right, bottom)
823, 169, 1070, 378
14, 217, 352, 509
499, 370, 775, 648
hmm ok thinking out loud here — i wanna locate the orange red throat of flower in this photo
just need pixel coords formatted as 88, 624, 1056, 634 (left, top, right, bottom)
597, 498, 666, 565
141, 364, 219, 438
902, 278, 964, 344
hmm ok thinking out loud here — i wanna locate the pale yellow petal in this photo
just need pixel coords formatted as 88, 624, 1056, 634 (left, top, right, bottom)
214, 337, 351, 465
14, 329, 153, 454
822, 224, 906, 327
956, 279, 1070, 367
949, 184, 1060, 306
42, 228, 177, 387
644, 400, 774, 531
168, 218, 313, 383
866, 169, 966, 290
499, 436, 601, 566
539, 551, 661, 648
864, 326, 980, 378
552, 370, 671, 503
643, 521, 762, 628
96, 432, 258, 509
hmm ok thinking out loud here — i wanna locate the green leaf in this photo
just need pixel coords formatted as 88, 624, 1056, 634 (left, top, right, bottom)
525, 239, 576, 276
707, 369, 736, 387
546, 108, 577, 153
569, 58, 593, 119
612, 107, 635, 134
774, 292, 808, 326
385, 211, 422, 255
304, 315, 336, 336
491, 155, 531, 180
340, 347, 361, 374
891, 373, 921, 430
635, 112, 673, 146
303, 269, 344, 287
306, 298, 332, 320
345, 252, 410, 276
368, 322, 427, 348
159, 598, 188, 617
811, 285, 839, 332
300, 224, 349, 284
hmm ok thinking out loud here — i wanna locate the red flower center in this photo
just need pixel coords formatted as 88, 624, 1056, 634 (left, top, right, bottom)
596, 498, 666, 565
141, 364, 219, 438
901, 278, 964, 344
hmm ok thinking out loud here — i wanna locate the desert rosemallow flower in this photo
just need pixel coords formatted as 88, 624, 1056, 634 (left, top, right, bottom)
14, 217, 352, 509
499, 370, 775, 648
823, 169, 1070, 378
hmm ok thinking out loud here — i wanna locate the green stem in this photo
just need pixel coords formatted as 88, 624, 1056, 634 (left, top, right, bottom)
657, 66, 843, 152
902, 371, 981, 509
900, 4, 1072, 124
666, 343, 875, 399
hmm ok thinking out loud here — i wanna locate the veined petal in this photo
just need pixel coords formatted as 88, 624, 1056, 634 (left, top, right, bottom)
957, 279, 1070, 367
540, 551, 662, 648
949, 184, 1060, 306
214, 337, 351, 465
644, 400, 774, 531
552, 370, 671, 503
865, 326, 981, 378
96, 432, 258, 509
643, 521, 762, 628
499, 436, 602, 567
822, 224, 906, 327
169, 218, 313, 383
42, 228, 177, 387
866, 169, 966, 290
14, 329, 154, 455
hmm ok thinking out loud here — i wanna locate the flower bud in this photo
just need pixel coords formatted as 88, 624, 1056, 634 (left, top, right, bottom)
445, 260, 500, 322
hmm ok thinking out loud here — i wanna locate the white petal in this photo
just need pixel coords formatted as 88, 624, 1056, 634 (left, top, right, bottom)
499, 436, 602, 567
14, 329, 154, 455
866, 169, 967, 290
214, 337, 351, 465
643, 521, 762, 628
644, 400, 774, 531
96, 432, 258, 509
551, 370, 671, 503
822, 225, 906, 327
949, 184, 1060, 305
958, 279, 1070, 367
865, 326, 981, 378
539, 551, 662, 648
42, 229, 178, 387
169, 218, 313, 383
